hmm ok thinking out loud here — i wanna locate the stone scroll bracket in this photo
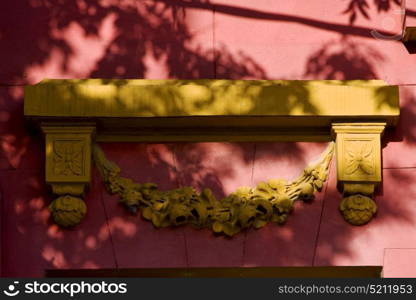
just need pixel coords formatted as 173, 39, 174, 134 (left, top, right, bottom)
41, 123, 95, 227
332, 123, 386, 225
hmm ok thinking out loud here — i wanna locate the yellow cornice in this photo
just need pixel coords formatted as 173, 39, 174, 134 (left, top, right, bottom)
25, 79, 399, 142
332, 123, 386, 135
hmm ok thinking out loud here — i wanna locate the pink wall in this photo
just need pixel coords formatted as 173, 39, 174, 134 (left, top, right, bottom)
1, 0, 416, 277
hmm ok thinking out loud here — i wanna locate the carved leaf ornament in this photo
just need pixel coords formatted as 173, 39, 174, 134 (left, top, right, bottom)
53, 141, 84, 176
93, 143, 334, 236
345, 141, 374, 175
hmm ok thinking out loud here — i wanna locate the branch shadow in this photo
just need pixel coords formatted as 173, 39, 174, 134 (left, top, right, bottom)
342, 0, 402, 25
304, 37, 385, 80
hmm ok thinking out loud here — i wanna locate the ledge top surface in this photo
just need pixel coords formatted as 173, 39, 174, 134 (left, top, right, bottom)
24, 79, 399, 141
25, 79, 399, 119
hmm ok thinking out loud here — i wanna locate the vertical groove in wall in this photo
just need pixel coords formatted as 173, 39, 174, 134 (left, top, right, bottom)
171, 144, 182, 188
242, 143, 257, 266
311, 157, 334, 266
171, 144, 189, 267
96, 170, 119, 269
250, 144, 257, 186
182, 229, 189, 267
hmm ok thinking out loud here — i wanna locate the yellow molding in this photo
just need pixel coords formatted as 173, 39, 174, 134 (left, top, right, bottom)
25, 79, 399, 142
25, 79, 399, 118
95, 130, 333, 143
332, 123, 386, 135
403, 27, 416, 42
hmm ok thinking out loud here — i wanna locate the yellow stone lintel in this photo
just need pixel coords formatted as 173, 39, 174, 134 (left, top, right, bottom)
25, 79, 399, 142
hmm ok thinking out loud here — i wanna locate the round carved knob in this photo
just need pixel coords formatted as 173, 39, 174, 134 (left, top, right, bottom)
49, 195, 87, 227
340, 194, 377, 225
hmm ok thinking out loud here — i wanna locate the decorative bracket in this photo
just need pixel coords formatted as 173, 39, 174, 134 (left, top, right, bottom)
42, 124, 95, 227
332, 123, 386, 225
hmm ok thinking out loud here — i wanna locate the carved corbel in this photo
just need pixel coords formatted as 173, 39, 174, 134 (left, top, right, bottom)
41, 124, 95, 227
332, 123, 386, 225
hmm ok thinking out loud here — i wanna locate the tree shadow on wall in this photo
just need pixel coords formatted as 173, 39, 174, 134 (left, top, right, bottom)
300, 33, 416, 267
0, 0, 409, 85
0, 0, 309, 276
302, 33, 416, 150
0, 0, 272, 171
311, 162, 416, 267
304, 37, 385, 80
0, 0, 267, 83
342, 0, 402, 24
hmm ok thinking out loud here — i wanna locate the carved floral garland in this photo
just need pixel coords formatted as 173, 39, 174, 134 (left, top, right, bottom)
93, 143, 334, 236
